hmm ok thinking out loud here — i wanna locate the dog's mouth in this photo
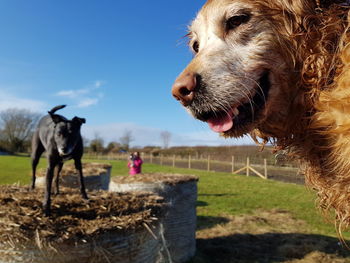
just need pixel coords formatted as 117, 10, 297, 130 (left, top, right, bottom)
196, 71, 271, 135
58, 151, 70, 157
58, 147, 74, 157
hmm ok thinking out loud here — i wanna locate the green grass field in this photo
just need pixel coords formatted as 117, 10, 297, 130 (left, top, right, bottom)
0, 155, 341, 238
2, 155, 350, 262
4, 156, 350, 263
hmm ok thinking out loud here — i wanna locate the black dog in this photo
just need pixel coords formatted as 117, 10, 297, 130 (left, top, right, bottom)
31, 105, 88, 216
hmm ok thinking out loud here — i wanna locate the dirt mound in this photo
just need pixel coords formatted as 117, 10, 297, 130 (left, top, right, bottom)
0, 186, 164, 245
195, 210, 350, 263
112, 173, 198, 185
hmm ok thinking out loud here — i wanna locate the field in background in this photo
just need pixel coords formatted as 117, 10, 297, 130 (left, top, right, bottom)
1, 155, 350, 262
87, 149, 303, 184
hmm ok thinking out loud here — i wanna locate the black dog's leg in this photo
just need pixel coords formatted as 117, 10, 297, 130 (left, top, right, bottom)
43, 164, 55, 216
53, 162, 63, 195
75, 158, 88, 200
31, 133, 45, 190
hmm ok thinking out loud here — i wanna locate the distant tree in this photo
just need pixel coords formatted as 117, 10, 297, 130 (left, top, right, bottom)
0, 108, 41, 152
160, 131, 171, 149
142, 145, 161, 155
106, 141, 121, 153
119, 130, 133, 151
89, 133, 104, 153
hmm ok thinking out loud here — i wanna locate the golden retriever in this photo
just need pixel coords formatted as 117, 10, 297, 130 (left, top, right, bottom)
172, 0, 350, 235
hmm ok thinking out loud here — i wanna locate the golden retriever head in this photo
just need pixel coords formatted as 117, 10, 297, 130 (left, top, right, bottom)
172, 0, 350, 235
172, 0, 346, 141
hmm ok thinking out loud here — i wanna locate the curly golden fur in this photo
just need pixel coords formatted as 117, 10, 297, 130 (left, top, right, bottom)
172, 0, 350, 236
252, 1, 350, 237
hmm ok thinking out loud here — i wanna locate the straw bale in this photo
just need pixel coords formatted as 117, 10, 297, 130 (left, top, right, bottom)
110, 173, 198, 263
36, 162, 112, 190
0, 185, 165, 263
111, 173, 198, 185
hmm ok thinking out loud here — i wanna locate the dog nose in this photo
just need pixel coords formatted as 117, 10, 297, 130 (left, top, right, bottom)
172, 72, 197, 106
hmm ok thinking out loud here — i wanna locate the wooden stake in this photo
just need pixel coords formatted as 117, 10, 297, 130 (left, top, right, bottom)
233, 166, 247, 174
249, 166, 266, 180
246, 157, 250, 177
188, 155, 191, 169
232, 156, 268, 180
172, 155, 175, 167
232, 156, 235, 174
207, 155, 210, 172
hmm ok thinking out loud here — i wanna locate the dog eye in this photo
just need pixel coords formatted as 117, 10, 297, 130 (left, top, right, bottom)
226, 14, 250, 31
192, 41, 199, 53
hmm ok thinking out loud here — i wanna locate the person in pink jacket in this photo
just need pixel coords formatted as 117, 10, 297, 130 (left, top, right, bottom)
127, 152, 143, 175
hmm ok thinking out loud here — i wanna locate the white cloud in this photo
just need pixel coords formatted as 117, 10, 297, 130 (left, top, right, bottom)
77, 98, 99, 108
82, 122, 253, 147
56, 80, 106, 108
56, 88, 90, 98
0, 90, 47, 112
94, 80, 105, 88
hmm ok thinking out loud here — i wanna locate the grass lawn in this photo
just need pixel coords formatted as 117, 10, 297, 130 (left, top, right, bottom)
0, 155, 341, 237
1, 155, 349, 262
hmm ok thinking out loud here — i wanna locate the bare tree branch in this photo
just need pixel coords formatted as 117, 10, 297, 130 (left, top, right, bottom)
119, 130, 133, 151
160, 131, 171, 149
0, 108, 41, 152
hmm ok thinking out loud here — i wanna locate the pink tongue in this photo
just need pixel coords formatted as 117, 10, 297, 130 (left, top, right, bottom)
207, 113, 234, 133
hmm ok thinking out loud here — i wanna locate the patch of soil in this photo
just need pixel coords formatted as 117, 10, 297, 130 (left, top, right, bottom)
38, 162, 112, 177
0, 186, 164, 245
194, 210, 350, 263
112, 173, 199, 185
197, 210, 308, 238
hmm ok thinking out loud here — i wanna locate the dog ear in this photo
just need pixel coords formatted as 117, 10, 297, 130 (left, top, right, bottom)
72, 116, 86, 125
49, 113, 65, 124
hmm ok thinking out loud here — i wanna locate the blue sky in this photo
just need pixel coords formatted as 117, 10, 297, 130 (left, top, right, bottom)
0, 0, 252, 147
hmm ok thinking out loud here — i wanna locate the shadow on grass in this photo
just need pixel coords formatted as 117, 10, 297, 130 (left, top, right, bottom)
196, 200, 208, 207
191, 233, 350, 263
196, 215, 230, 231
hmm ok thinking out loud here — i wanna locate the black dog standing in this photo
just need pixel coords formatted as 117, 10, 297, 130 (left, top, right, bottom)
31, 105, 88, 216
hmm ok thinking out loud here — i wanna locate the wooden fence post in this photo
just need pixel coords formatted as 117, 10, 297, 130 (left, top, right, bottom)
246, 157, 250, 177
207, 155, 210, 172
150, 154, 153, 163
160, 154, 163, 165
188, 155, 191, 169
232, 156, 235, 174
172, 155, 175, 167
264, 159, 268, 179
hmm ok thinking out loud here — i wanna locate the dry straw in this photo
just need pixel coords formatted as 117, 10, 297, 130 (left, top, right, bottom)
0, 186, 165, 263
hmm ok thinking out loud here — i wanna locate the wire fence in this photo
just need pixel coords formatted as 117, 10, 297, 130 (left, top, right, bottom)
85, 153, 304, 185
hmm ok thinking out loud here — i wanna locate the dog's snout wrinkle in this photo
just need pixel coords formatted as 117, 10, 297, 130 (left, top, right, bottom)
172, 72, 198, 106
